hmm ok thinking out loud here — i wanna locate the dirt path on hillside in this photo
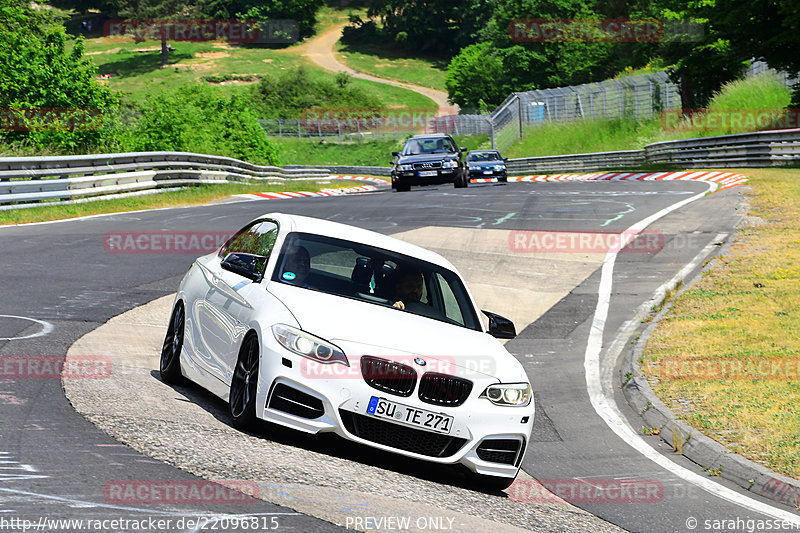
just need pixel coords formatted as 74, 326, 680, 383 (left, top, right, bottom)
299, 23, 458, 116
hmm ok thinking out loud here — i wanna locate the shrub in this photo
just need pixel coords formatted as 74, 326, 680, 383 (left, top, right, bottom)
117, 85, 281, 165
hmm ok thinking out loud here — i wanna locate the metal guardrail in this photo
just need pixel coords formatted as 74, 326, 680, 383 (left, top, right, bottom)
284, 165, 391, 177
0, 151, 330, 205
3, 129, 799, 206
507, 150, 646, 174
644, 129, 800, 167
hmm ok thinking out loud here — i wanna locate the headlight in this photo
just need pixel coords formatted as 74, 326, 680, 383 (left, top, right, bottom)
398, 164, 413, 171
271, 324, 348, 366
481, 383, 531, 406
442, 160, 458, 169
495, 165, 506, 171
468, 165, 480, 171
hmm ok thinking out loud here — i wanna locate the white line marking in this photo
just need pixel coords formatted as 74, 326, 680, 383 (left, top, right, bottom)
0, 315, 53, 341
584, 181, 800, 523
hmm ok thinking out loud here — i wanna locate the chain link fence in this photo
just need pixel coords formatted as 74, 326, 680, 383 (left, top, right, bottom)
433, 72, 681, 151
258, 73, 681, 151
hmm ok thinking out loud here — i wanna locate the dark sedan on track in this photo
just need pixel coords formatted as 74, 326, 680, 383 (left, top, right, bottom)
466, 150, 508, 182
390, 134, 469, 192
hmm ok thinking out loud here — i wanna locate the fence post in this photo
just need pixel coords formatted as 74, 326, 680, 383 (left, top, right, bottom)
488, 117, 496, 149
393, 117, 397, 141
297, 119, 301, 139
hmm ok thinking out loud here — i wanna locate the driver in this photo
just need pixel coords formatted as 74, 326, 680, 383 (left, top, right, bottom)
392, 269, 423, 310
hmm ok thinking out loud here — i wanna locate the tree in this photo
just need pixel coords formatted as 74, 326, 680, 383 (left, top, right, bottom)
0, 0, 118, 149
116, 0, 204, 67
445, 43, 507, 110
202, 0, 325, 40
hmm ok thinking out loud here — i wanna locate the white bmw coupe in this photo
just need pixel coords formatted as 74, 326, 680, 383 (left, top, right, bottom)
160, 213, 534, 489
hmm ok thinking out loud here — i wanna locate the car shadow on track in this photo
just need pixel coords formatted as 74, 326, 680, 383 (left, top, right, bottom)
151, 370, 511, 495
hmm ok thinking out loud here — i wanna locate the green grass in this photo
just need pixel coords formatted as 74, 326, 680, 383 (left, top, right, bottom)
0, 179, 373, 225
77, 30, 436, 111
336, 41, 449, 91
640, 168, 800, 478
503, 118, 689, 158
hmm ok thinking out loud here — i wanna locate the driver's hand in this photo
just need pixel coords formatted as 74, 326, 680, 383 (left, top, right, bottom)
392, 301, 405, 310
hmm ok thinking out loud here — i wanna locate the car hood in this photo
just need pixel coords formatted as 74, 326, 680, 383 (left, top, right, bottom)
266, 282, 526, 382
396, 153, 459, 164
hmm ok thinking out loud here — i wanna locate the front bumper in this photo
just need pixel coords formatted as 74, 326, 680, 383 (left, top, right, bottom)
393, 169, 458, 186
468, 168, 507, 180
255, 337, 534, 478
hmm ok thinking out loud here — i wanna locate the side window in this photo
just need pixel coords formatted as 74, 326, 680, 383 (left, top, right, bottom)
219, 221, 279, 276
434, 272, 465, 326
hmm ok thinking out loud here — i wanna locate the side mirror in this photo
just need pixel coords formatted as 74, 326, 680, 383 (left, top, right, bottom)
503, 157, 508, 162
460, 147, 468, 152
482, 310, 516, 339
392, 151, 400, 157
221, 252, 265, 283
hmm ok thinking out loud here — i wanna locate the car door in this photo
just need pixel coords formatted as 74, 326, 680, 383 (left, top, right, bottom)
195, 220, 279, 385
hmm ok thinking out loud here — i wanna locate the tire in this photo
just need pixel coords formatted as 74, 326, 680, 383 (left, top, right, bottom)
499, 176, 508, 183
160, 303, 185, 383
454, 170, 469, 188
229, 334, 260, 430
395, 182, 410, 192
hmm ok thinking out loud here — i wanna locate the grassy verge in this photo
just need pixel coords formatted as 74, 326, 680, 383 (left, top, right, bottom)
0, 180, 375, 225
503, 118, 690, 158
336, 41, 448, 91
640, 168, 800, 479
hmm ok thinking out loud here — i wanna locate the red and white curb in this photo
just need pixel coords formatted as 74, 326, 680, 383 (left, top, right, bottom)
500, 170, 748, 191
233, 175, 389, 201
234, 171, 747, 201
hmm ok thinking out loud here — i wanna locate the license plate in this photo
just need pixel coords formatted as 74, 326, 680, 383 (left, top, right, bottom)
483, 170, 494, 175
366, 396, 453, 434
418, 170, 438, 177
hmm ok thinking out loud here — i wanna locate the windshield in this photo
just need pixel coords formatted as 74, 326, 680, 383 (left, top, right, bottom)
467, 152, 501, 161
272, 232, 481, 331
402, 137, 457, 155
